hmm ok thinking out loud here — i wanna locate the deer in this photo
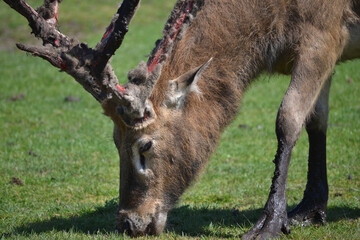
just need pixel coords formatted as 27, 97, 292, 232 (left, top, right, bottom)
4, 0, 360, 238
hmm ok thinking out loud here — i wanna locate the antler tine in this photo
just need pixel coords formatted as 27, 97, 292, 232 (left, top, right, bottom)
147, 0, 204, 72
4, 0, 73, 48
91, 0, 140, 74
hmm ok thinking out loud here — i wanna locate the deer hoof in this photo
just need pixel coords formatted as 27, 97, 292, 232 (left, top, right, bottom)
288, 199, 327, 226
242, 212, 290, 240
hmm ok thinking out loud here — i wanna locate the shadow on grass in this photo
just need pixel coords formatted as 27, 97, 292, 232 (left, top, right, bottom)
11, 199, 360, 238
166, 205, 262, 238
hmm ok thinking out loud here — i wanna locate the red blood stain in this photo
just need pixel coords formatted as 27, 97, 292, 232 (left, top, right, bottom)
147, 2, 193, 72
115, 84, 126, 94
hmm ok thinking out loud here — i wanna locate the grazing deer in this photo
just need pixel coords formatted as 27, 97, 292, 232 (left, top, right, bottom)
4, 0, 360, 238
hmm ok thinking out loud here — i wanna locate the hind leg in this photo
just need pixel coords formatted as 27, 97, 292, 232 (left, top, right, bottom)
288, 78, 331, 226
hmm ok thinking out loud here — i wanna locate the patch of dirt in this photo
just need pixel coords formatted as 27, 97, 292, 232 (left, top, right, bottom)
7, 93, 25, 101
28, 150, 39, 157
10, 177, 24, 186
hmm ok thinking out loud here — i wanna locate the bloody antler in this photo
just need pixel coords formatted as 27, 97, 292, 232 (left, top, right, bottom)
92, 0, 140, 74
4, 0, 72, 47
116, 0, 205, 128
4, 0, 204, 129
147, 0, 204, 72
3, 0, 139, 104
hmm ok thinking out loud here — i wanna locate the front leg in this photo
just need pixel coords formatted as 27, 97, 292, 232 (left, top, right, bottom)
242, 121, 295, 240
243, 26, 342, 239
243, 87, 326, 239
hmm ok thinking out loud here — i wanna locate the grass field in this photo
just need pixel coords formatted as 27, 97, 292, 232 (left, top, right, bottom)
0, 0, 359, 239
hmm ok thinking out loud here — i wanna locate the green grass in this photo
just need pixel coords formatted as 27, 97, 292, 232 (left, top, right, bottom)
0, 0, 359, 239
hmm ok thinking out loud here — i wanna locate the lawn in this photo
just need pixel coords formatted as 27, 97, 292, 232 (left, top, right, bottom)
0, 0, 359, 239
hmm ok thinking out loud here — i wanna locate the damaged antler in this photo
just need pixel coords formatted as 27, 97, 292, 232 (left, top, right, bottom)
4, 0, 72, 47
119, 0, 204, 128
4, 0, 203, 129
4, 0, 139, 108
147, 0, 204, 71
36, 0, 61, 27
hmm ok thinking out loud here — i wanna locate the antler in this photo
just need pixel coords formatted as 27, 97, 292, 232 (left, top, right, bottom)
147, 0, 204, 72
4, 0, 139, 103
4, 0, 204, 129
120, 0, 205, 127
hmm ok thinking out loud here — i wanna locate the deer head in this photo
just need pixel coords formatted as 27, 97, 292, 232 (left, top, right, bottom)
4, 0, 208, 236
112, 58, 212, 236
100, 1, 211, 235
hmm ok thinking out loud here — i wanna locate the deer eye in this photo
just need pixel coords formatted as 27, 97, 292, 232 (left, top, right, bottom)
140, 141, 153, 153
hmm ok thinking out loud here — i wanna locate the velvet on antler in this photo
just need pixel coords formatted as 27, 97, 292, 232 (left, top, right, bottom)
4, 0, 204, 129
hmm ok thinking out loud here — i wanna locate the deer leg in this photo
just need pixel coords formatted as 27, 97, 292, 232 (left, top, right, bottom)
242, 30, 340, 240
242, 80, 331, 240
288, 78, 331, 226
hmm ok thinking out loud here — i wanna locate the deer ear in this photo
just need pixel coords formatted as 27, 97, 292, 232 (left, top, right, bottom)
164, 58, 212, 109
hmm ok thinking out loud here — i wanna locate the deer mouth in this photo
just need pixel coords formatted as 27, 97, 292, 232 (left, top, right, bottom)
130, 109, 156, 130
133, 109, 153, 125
119, 107, 156, 130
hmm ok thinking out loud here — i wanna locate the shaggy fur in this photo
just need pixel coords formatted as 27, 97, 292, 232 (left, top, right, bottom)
109, 0, 360, 238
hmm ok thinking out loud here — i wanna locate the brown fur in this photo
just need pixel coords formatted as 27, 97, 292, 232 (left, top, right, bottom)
105, 0, 360, 237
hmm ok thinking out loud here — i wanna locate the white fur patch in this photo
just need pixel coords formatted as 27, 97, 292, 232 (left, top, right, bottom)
131, 143, 152, 177
157, 212, 168, 227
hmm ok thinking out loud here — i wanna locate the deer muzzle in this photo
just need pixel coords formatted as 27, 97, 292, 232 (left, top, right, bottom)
117, 208, 167, 236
